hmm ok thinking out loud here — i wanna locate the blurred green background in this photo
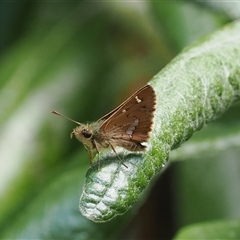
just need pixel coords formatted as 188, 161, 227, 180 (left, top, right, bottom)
0, 1, 240, 239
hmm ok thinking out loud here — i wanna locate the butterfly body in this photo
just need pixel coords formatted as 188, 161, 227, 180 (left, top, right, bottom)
71, 121, 146, 163
52, 85, 156, 164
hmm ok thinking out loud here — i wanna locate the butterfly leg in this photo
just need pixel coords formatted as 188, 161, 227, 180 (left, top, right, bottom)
109, 143, 128, 168
83, 145, 94, 164
93, 139, 101, 169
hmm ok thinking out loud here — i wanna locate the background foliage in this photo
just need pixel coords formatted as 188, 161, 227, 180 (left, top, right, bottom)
0, 2, 240, 239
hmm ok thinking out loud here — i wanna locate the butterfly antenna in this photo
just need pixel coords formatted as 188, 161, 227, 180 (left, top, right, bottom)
52, 110, 81, 125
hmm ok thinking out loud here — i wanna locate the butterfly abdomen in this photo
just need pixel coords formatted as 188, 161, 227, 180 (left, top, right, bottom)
108, 138, 146, 152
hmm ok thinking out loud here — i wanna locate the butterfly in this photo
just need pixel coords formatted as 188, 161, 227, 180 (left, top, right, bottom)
52, 85, 156, 167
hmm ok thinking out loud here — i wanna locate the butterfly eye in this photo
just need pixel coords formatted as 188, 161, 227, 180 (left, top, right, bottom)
82, 129, 92, 139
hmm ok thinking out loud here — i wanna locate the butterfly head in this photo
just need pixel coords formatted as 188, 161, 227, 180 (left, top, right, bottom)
52, 111, 100, 149
71, 124, 94, 148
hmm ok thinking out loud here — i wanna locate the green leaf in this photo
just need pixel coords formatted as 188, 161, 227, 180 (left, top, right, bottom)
0, 153, 129, 239
79, 20, 240, 222
0, 8, 111, 227
151, 1, 227, 51
174, 218, 240, 239
194, 1, 240, 20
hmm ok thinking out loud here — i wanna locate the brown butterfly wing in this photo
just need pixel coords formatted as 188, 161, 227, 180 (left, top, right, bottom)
99, 85, 156, 143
